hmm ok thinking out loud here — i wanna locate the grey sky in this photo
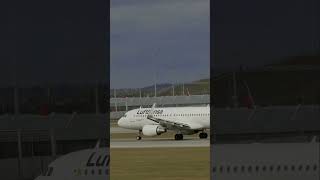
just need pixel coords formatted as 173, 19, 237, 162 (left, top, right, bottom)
0, 1, 108, 87
111, 0, 210, 89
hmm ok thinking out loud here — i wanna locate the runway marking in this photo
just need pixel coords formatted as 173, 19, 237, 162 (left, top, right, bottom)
111, 138, 210, 148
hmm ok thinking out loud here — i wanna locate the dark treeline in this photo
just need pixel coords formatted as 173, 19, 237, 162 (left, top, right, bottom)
0, 84, 108, 114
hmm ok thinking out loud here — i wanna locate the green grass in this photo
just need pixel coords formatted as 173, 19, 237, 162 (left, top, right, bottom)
110, 147, 210, 180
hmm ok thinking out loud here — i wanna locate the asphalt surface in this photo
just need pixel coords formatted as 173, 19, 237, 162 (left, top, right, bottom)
111, 127, 137, 133
110, 137, 209, 148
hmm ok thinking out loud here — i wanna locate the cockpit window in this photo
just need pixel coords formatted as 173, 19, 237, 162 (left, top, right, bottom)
123, 114, 127, 117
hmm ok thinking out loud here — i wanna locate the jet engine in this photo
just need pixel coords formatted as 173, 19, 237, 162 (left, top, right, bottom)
142, 125, 166, 136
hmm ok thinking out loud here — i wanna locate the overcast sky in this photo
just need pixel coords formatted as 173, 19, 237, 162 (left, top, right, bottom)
110, 0, 210, 89
1, 0, 108, 87
213, 0, 319, 71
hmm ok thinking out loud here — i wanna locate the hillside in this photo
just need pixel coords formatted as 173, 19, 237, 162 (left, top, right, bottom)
111, 78, 210, 97
213, 55, 320, 107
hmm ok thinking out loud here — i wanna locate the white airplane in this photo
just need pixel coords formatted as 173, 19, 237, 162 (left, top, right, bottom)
117, 103, 210, 140
212, 138, 319, 180
34, 142, 109, 180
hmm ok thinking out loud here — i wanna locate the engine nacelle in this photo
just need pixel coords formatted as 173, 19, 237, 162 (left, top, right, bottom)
142, 125, 166, 136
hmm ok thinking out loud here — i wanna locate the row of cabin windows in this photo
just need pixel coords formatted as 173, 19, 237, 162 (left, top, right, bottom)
134, 113, 210, 117
212, 164, 318, 173
73, 168, 108, 176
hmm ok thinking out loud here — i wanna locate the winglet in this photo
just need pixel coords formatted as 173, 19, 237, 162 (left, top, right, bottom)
95, 139, 101, 149
151, 103, 156, 109
147, 103, 156, 118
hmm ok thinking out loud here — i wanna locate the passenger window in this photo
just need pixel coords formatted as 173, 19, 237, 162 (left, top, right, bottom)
212, 167, 216, 173
241, 166, 245, 172
255, 166, 259, 172
269, 165, 274, 171
313, 164, 317, 171
233, 166, 238, 173
306, 165, 310, 171
220, 166, 224, 173
226, 166, 230, 173
277, 165, 281, 172
284, 165, 288, 171
298, 165, 303, 171
262, 166, 266, 172
291, 165, 295, 171
248, 166, 252, 173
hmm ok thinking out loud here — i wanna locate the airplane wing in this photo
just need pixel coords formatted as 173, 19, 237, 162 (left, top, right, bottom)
146, 103, 193, 130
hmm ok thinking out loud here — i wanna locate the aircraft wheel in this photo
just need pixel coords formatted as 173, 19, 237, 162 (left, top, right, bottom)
136, 136, 142, 140
199, 132, 208, 139
174, 134, 183, 140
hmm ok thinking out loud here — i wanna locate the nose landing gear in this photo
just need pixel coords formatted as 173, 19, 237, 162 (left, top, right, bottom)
136, 136, 142, 140
136, 130, 142, 140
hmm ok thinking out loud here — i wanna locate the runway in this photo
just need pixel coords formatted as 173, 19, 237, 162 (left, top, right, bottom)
111, 138, 210, 148
110, 127, 210, 134
111, 127, 136, 133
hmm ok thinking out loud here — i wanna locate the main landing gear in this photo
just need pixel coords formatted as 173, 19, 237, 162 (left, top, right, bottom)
199, 132, 208, 139
136, 130, 142, 140
174, 134, 183, 140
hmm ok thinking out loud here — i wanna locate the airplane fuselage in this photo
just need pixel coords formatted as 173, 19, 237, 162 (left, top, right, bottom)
118, 106, 210, 131
35, 148, 109, 180
212, 141, 319, 180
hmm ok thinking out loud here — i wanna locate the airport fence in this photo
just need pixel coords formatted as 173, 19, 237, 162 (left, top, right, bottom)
110, 95, 210, 111
214, 105, 320, 135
